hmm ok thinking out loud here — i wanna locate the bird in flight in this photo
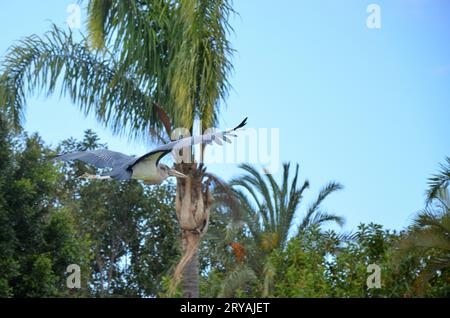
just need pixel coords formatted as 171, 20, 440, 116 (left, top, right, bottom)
52, 118, 247, 184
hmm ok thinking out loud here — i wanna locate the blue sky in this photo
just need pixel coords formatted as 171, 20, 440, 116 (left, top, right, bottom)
0, 1, 448, 232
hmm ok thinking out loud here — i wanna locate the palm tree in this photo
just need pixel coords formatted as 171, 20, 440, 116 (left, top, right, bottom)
0, 0, 234, 297
397, 157, 450, 296
226, 163, 345, 296
426, 157, 450, 203
231, 163, 344, 248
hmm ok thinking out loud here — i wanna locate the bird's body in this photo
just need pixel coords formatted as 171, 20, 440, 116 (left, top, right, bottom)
52, 118, 247, 184
130, 153, 172, 184
131, 157, 160, 183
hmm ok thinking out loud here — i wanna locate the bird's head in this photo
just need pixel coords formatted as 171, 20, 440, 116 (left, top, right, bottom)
159, 164, 188, 179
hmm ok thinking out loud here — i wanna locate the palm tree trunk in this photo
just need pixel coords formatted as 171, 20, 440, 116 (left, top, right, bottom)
174, 163, 212, 298
182, 236, 199, 298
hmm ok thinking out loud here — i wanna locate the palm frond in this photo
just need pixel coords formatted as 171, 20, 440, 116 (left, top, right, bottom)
412, 207, 450, 234
87, 0, 113, 50
263, 166, 283, 227
308, 210, 345, 229
300, 181, 343, 231
2, 0, 235, 141
230, 175, 273, 232
308, 181, 343, 215
169, 0, 235, 128
0, 25, 162, 141
426, 157, 450, 203
218, 264, 257, 298
232, 163, 345, 251
237, 164, 277, 231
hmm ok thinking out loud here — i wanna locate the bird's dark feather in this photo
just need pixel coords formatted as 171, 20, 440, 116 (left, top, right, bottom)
128, 150, 171, 169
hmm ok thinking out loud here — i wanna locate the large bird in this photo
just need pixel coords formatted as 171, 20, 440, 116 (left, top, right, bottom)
52, 118, 247, 184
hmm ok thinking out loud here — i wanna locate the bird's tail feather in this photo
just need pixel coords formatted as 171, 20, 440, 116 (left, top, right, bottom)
215, 117, 247, 144
232, 117, 247, 131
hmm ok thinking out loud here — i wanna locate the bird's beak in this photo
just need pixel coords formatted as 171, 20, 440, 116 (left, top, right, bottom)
168, 169, 188, 178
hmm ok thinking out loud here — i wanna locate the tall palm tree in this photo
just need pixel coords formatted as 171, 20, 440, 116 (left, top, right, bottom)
227, 163, 345, 296
397, 157, 450, 296
0, 0, 234, 297
231, 163, 344, 249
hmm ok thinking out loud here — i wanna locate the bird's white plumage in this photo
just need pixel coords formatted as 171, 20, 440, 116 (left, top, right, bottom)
130, 152, 163, 182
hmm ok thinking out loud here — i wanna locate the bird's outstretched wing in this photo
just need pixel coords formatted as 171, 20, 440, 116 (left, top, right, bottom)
52, 149, 134, 169
130, 117, 248, 168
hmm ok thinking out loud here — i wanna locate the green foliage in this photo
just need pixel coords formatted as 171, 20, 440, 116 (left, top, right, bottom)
426, 157, 450, 202
0, 117, 448, 297
198, 160, 450, 298
269, 224, 412, 298
0, 120, 180, 297
395, 158, 450, 297
0, 0, 235, 298
159, 274, 182, 298
20, 254, 58, 297
197, 163, 345, 297
0, 112, 91, 297
266, 221, 449, 298
325, 223, 398, 297
55, 130, 180, 297
270, 231, 332, 297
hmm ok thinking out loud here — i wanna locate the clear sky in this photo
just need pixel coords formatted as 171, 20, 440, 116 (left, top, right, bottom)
0, 0, 449, 232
